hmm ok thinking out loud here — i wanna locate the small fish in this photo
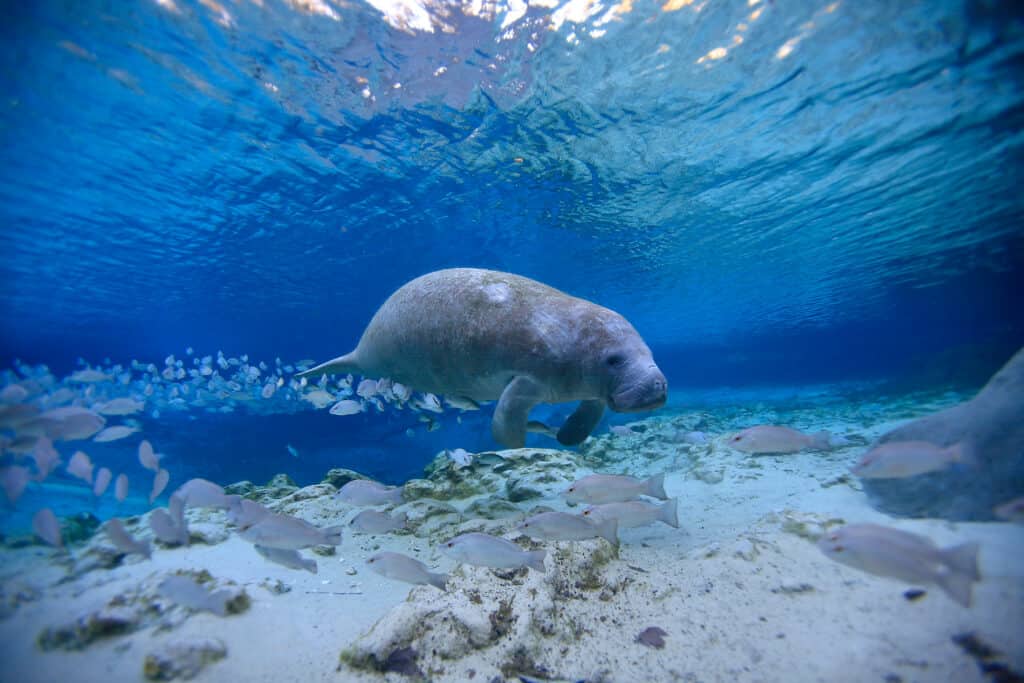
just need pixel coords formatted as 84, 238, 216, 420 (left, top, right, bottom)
302, 389, 335, 409
32, 508, 62, 548
68, 369, 112, 383
172, 478, 230, 509
356, 379, 378, 399
104, 519, 151, 558
336, 479, 404, 506
392, 383, 412, 402
564, 473, 667, 505
417, 393, 443, 413
95, 398, 144, 416
42, 406, 106, 440
227, 498, 270, 530
93, 467, 112, 497
150, 468, 170, 504
673, 430, 708, 445
115, 473, 129, 502
149, 508, 188, 545
517, 511, 618, 546
583, 498, 680, 529
157, 575, 233, 616
286, 444, 299, 458
851, 441, 974, 479
1, 466, 30, 504
254, 545, 317, 574
728, 425, 831, 454
444, 396, 480, 411
238, 512, 343, 550
93, 425, 140, 443
993, 497, 1024, 524
441, 532, 546, 572
446, 448, 472, 468
817, 523, 980, 607
329, 399, 363, 416
610, 425, 634, 437
261, 383, 276, 399
138, 440, 160, 471
350, 510, 407, 534
66, 451, 94, 485
0, 384, 29, 404
367, 551, 447, 590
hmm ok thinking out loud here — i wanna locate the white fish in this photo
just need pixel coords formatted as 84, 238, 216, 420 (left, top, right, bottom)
68, 369, 112, 383
0, 384, 28, 404
392, 383, 412, 402
517, 511, 618, 546
564, 473, 667, 505
441, 532, 546, 572
329, 399, 363, 416
93, 467, 112, 497
286, 444, 299, 458
41, 406, 105, 440
32, 508, 62, 548
138, 440, 160, 472
149, 507, 188, 545
356, 379, 378, 399
261, 383, 276, 399
367, 551, 446, 590
115, 473, 129, 502
673, 430, 708, 445
728, 425, 831, 454
172, 478, 229, 509
817, 523, 980, 607
417, 393, 443, 413
66, 451, 94, 484
994, 497, 1024, 524
350, 510, 407, 534
157, 575, 233, 616
302, 389, 335, 409
226, 498, 270, 530
238, 512, 343, 550
610, 425, 634, 437
525, 421, 558, 439
104, 519, 151, 558
444, 396, 480, 411
95, 398, 144, 415
583, 499, 679, 529
254, 545, 317, 574
93, 425, 140, 442
336, 479, 404, 506
150, 468, 170, 504
446, 448, 472, 468
851, 441, 974, 479
1, 466, 30, 504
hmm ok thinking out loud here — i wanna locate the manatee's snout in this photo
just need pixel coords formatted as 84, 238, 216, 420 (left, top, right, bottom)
609, 364, 667, 413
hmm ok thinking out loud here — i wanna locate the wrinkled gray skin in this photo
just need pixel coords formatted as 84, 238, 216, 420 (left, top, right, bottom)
864, 346, 1024, 520
299, 268, 667, 448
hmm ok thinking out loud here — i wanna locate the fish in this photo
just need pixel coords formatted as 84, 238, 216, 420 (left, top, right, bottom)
524, 421, 558, 439
446, 448, 472, 468
227, 498, 270, 530
517, 511, 619, 546
441, 532, 546, 572
329, 399, 363, 416
993, 497, 1024, 524
336, 479, 404, 506
583, 499, 680, 529
1, 466, 30, 504
115, 473, 129, 502
157, 575, 233, 616
66, 451, 94, 484
392, 383, 412, 402
366, 551, 447, 590
104, 519, 151, 558
93, 467, 113, 496
173, 478, 230, 509
350, 510, 407, 534
286, 444, 299, 458
238, 512, 344, 550
564, 473, 667, 505
150, 468, 170, 504
95, 398, 144, 415
356, 379, 378, 399
672, 430, 708, 445
254, 545, 317, 574
93, 425, 140, 442
728, 425, 831, 454
138, 440, 160, 471
0, 384, 29, 403
610, 425, 635, 437
851, 440, 974, 479
150, 508, 188, 545
68, 369, 112, 383
302, 389, 335, 409
416, 393, 443, 413
41, 406, 105, 440
32, 508, 63, 548
817, 523, 981, 607
444, 396, 480, 411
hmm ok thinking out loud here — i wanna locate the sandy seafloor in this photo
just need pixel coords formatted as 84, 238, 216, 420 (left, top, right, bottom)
1, 384, 1022, 683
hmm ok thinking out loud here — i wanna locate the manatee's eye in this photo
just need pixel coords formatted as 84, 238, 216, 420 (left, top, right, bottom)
605, 353, 625, 367
833, 545, 845, 553
446, 541, 454, 548
582, 510, 592, 516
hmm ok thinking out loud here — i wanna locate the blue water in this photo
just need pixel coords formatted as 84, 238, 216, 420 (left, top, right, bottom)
1, 1, 1023, 528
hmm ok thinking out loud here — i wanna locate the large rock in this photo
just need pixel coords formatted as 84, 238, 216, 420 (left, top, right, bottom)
863, 347, 1024, 521
144, 637, 227, 680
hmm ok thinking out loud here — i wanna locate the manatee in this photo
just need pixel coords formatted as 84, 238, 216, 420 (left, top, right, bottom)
299, 268, 667, 447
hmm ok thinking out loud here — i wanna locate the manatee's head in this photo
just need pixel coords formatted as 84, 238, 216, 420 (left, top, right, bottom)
590, 311, 667, 413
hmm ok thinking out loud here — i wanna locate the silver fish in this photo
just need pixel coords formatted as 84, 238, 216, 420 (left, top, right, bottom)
158, 575, 232, 616
583, 499, 679, 529
32, 508, 62, 548
851, 441, 973, 479
517, 511, 618, 546
227, 498, 271, 530
817, 523, 980, 607
254, 545, 317, 574
728, 425, 830, 454
564, 473, 667, 505
350, 510, 407, 534
336, 479, 404, 506
104, 519, 152, 558
441, 532, 546, 572
173, 478, 230, 509
367, 551, 447, 590
239, 512, 343, 550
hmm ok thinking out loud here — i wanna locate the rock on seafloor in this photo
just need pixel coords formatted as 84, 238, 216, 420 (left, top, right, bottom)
144, 637, 228, 680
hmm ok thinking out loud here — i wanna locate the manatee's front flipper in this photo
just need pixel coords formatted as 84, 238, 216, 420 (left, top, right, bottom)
492, 376, 547, 448
296, 352, 359, 379
557, 400, 606, 446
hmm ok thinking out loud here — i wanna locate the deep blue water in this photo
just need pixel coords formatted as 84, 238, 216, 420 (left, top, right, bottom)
1, 0, 1023, 527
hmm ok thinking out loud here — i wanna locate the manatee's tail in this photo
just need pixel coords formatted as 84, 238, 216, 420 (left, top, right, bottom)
296, 353, 360, 379
645, 473, 668, 500
526, 549, 547, 573
428, 572, 448, 591
659, 498, 680, 529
